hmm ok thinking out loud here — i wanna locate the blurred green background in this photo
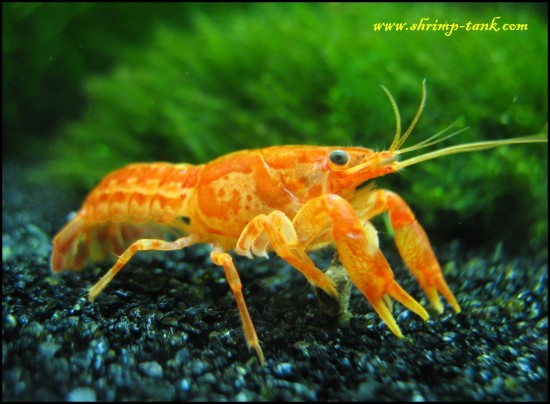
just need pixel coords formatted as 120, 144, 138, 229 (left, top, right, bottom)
3, 3, 548, 253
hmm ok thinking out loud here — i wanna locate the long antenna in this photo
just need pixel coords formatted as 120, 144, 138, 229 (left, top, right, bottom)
396, 134, 547, 170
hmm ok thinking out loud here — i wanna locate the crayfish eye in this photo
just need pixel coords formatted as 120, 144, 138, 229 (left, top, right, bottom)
329, 149, 349, 166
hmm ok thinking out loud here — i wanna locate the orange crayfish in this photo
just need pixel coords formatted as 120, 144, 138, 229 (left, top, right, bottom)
51, 80, 547, 364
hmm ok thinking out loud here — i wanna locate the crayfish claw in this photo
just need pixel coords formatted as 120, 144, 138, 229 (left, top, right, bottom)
422, 274, 461, 314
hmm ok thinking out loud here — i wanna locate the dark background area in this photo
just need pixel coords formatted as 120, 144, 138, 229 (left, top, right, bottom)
3, 3, 548, 401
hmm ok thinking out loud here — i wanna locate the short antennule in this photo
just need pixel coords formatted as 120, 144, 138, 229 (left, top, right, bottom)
383, 79, 427, 152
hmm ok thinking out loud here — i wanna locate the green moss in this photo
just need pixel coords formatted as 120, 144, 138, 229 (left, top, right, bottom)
27, 3, 547, 250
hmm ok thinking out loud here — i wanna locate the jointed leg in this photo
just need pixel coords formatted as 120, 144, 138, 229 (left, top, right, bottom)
235, 196, 428, 337
88, 236, 196, 302
235, 211, 338, 299
211, 251, 265, 365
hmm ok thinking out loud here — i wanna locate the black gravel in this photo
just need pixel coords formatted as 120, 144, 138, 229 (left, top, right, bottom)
3, 161, 548, 401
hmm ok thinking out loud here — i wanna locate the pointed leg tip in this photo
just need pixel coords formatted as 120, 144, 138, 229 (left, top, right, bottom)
387, 282, 430, 321
254, 345, 265, 366
385, 319, 403, 338
431, 295, 461, 315
432, 277, 461, 315
419, 308, 430, 321
406, 298, 430, 321
371, 299, 405, 338
442, 296, 462, 315
431, 301, 444, 315
88, 287, 99, 302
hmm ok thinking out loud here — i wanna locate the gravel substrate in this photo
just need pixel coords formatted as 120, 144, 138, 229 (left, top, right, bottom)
2, 162, 548, 401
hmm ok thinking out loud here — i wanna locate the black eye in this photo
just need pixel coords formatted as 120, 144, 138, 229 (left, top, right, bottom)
329, 149, 349, 166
